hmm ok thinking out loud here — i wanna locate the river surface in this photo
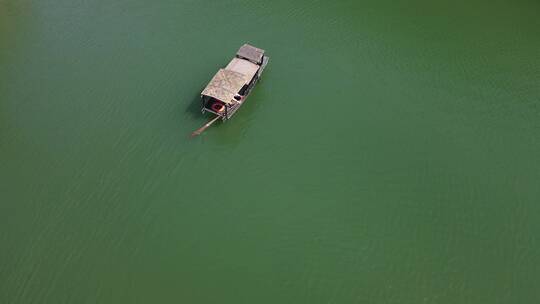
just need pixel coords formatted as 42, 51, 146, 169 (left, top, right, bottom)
1, 1, 540, 303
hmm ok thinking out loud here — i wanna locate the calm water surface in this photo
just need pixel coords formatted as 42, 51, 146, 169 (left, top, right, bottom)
1, 0, 540, 303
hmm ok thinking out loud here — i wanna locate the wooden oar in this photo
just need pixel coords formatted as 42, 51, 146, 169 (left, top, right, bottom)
191, 115, 221, 137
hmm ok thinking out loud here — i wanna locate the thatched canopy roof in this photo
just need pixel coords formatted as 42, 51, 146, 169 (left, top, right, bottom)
201, 69, 246, 104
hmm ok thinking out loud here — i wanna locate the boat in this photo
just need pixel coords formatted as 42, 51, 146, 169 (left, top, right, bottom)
192, 44, 269, 136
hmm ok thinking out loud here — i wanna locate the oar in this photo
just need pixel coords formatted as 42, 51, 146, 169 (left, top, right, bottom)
191, 115, 221, 137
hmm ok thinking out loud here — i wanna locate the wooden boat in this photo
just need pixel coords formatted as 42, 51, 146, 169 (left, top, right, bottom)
192, 44, 269, 136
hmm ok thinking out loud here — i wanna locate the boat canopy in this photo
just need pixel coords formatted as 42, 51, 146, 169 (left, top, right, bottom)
237, 44, 265, 64
226, 58, 259, 84
201, 69, 246, 104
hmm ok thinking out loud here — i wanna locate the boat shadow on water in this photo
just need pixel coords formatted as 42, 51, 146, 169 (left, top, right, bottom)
184, 94, 206, 117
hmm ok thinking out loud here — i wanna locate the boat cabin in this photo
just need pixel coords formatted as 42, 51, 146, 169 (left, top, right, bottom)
200, 44, 269, 120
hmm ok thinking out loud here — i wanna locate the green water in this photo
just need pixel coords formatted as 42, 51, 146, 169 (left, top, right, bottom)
1, 0, 540, 303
